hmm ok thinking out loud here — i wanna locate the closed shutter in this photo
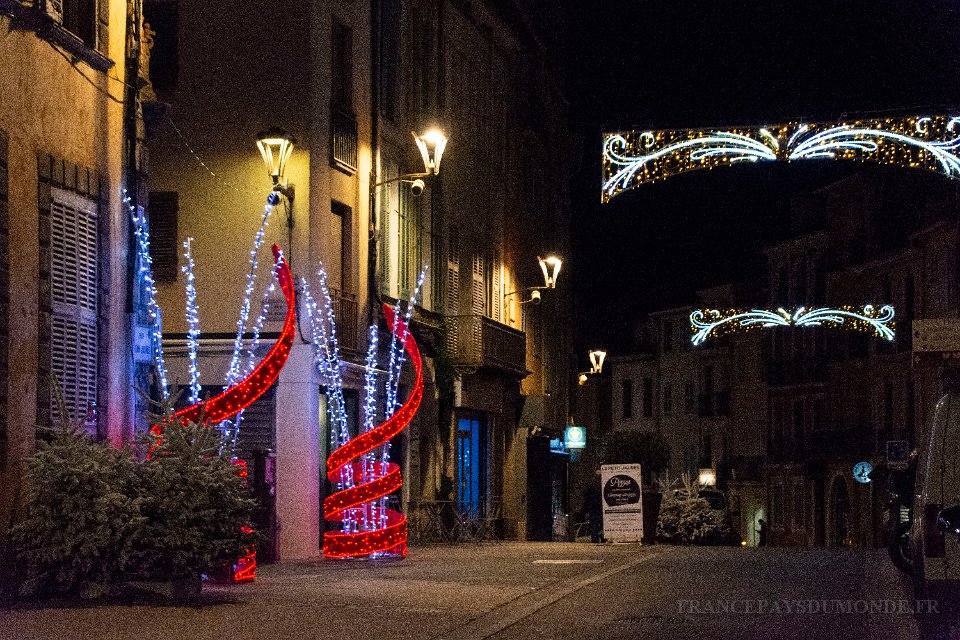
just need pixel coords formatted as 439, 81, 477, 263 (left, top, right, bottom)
471, 254, 484, 355
445, 229, 460, 351
50, 189, 98, 425
491, 251, 502, 322
148, 191, 179, 283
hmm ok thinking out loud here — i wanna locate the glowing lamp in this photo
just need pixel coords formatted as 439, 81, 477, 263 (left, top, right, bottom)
256, 128, 296, 184
413, 128, 447, 175
589, 349, 607, 374
698, 468, 717, 487
578, 372, 589, 386
538, 255, 562, 289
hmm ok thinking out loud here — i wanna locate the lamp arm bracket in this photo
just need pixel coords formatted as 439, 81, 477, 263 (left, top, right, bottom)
371, 172, 431, 189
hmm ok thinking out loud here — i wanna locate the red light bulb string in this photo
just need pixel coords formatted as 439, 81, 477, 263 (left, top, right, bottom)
152, 244, 296, 432
323, 304, 423, 559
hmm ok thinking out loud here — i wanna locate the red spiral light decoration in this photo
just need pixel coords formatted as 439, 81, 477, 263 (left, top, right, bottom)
323, 304, 423, 559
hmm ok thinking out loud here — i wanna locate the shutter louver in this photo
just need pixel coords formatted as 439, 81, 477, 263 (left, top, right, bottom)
50, 189, 98, 428
492, 251, 502, 322
445, 229, 460, 352
471, 254, 484, 356
148, 192, 179, 283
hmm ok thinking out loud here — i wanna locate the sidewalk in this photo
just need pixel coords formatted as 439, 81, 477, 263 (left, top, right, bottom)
0, 542, 657, 640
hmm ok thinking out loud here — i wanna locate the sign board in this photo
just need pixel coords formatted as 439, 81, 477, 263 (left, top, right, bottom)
601, 463, 644, 543
913, 318, 960, 352
887, 439, 910, 470
132, 324, 154, 363
564, 425, 587, 449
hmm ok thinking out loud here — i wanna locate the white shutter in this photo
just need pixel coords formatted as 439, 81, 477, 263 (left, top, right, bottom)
50, 188, 98, 427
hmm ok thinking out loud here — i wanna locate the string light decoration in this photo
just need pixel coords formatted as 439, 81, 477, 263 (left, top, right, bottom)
602, 115, 960, 201
323, 304, 424, 559
182, 238, 202, 404
690, 305, 896, 346
161, 244, 296, 426
128, 194, 170, 399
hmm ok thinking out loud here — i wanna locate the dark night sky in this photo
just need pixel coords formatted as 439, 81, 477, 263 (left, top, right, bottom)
556, 1, 960, 357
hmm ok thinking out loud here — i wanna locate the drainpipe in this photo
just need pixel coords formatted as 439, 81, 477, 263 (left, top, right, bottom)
368, 0, 381, 327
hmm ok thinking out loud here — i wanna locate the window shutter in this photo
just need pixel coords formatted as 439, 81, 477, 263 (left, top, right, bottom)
148, 191, 179, 283
471, 254, 484, 356
445, 229, 460, 352
50, 189, 98, 427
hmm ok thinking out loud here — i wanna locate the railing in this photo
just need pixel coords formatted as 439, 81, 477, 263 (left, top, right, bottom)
444, 315, 526, 375
331, 106, 358, 173
406, 500, 503, 545
330, 288, 358, 351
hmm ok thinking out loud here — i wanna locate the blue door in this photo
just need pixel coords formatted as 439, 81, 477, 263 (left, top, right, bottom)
456, 415, 488, 518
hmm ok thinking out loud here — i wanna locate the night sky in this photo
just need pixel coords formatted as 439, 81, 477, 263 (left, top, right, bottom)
558, 1, 960, 356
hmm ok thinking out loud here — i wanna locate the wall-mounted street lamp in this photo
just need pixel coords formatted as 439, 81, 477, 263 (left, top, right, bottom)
256, 127, 297, 265
372, 128, 448, 191
504, 254, 563, 306
588, 349, 606, 374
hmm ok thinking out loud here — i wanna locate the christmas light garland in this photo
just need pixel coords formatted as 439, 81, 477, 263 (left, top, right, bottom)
323, 304, 423, 559
602, 115, 960, 201
182, 237, 202, 404
128, 194, 169, 399
690, 305, 896, 346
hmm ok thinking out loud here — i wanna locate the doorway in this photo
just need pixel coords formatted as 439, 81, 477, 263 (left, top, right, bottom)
456, 413, 489, 518
830, 477, 850, 546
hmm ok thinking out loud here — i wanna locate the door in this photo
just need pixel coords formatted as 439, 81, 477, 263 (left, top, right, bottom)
526, 434, 552, 541
456, 414, 489, 518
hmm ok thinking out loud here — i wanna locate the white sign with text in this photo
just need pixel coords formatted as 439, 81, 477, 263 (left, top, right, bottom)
601, 463, 644, 543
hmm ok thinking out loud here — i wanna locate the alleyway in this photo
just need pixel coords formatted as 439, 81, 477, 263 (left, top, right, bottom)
0, 543, 928, 640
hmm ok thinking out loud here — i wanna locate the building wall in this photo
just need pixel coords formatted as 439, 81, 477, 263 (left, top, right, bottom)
0, 1, 131, 540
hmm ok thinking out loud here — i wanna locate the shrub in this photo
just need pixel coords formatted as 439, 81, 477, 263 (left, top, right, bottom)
133, 419, 257, 581
656, 473, 731, 545
12, 391, 143, 598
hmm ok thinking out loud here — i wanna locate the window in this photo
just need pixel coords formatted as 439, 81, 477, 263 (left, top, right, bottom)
48, 0, 97, 49
398, 182, 422, 297
621, 379, 633, 419
793, 399, 805, 448
379, 0, 401, 120
50, 188, 98, 427
331, 20, 353, 108
642, 378, 653, 418
793, 482, 806, 529
331, 200, 353, 293
684, 381, 695, 413
771, 482, 784, 528
663, 384, 673, 416
662, 320, 673, 353
147, 191, 178, 283
144, 1, 179, 91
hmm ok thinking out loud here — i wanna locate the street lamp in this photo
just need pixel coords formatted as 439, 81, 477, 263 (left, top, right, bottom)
588, 349, 606, 374
503, 254, 564, 306
256, 127, 296, 260
372, 127, 448, 190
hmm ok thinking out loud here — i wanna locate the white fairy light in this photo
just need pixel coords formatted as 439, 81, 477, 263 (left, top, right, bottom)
182, 237, 201, 404
690, 305, 896, 346
127, 193, 169, 400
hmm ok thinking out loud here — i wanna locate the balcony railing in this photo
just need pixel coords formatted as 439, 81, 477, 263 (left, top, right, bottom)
331, 106, 358, 173
444, 315, 526, 375
330, 288, 358, 352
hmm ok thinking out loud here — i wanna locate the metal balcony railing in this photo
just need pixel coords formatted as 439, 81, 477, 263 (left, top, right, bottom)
331, 106, 358, 173
330, 288, 357, 351
444, 315, 526, 375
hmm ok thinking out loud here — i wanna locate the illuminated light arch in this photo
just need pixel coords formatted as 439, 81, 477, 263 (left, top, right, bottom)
602, 114, 960, 202
690, 305, 895, 346
323, 304, 424, 559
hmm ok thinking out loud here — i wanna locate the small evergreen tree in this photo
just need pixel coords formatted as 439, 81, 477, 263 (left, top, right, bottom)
12, 382, 143, 598
134, 415, 257, 581
656, 473, 731, 545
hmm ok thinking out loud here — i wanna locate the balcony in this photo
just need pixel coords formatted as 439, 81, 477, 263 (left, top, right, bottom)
330, 288, 358, 352
331, 106, 358, 173
444, 315, 527, 376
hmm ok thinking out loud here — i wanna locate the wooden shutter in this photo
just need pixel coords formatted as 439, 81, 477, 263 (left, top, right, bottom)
471, 254, 484, 355
50, 189, 98, 425
148, 191, 179, 283
445, 228, 460, 351
491, 251, 502, 322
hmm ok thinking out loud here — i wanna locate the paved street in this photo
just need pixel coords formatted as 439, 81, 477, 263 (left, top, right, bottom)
0, 542, 934, 640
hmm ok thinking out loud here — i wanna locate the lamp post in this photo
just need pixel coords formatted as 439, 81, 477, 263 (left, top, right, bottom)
372, 128, 448, 190
588, 349, 606, 375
